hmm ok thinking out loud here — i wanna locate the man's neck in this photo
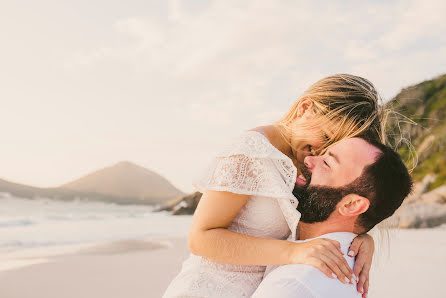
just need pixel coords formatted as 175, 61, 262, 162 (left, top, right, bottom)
298, 220, 356, 240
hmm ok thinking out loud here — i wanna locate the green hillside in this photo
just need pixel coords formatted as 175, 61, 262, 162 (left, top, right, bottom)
386, 74, 446, 189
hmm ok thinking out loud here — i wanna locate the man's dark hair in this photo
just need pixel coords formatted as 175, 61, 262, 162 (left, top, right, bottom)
350, 138, 413, 232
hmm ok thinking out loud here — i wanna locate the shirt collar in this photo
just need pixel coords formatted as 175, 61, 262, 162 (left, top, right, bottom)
300, 232, 358, 254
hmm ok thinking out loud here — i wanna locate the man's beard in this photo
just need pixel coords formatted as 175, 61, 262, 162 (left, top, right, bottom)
293, 166, 370, 223
293, 185, 345, 223
293, 165, 346, 223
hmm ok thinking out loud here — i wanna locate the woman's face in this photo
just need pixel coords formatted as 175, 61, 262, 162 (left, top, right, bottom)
289, 115, 334, 166
290, 131, 326, 164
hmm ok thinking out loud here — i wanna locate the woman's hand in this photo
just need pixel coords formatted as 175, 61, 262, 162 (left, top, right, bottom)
289, 238, 355, 284
348, 233, 375, 297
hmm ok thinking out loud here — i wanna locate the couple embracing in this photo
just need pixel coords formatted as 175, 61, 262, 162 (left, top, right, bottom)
163, 74, 412, 298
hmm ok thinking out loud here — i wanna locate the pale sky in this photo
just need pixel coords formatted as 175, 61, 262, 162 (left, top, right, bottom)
1, 0, 445, 192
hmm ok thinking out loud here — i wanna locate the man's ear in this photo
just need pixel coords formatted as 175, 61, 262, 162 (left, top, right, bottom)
338, 194, 370, 217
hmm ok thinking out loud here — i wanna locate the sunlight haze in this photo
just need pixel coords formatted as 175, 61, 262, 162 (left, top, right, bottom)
1, 0, 445, 192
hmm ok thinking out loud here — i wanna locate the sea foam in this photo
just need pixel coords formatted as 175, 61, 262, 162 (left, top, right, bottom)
0, 195, 192, 267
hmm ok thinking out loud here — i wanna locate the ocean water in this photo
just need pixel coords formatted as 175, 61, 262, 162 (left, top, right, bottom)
0, 193, 193, 270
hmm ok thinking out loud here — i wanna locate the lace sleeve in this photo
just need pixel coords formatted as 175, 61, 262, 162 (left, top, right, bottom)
193, 131, 297, 200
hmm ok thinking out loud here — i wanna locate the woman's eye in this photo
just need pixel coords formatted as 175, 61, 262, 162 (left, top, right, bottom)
324, 160, 330, 168
309, 145, 316, 156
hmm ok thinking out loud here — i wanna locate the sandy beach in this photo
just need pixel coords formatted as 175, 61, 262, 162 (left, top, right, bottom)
1, 229, 445, 298
0, 238, 190, 298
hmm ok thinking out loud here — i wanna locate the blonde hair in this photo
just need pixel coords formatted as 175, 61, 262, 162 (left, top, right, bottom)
276, 74, 388, 155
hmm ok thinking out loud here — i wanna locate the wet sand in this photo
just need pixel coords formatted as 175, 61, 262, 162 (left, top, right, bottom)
1, 229, 445, 298
0, 238, 189, 298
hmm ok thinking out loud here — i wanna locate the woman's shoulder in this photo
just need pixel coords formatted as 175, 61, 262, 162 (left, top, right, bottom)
248, 125, 284, 150
216, 126, 289, 160
194, 125, 298, 201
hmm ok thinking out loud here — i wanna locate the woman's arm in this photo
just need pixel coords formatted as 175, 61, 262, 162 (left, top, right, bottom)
189, 190, 354, 283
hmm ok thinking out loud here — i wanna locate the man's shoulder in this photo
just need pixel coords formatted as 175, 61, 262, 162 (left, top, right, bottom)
259, 233, 361, 297
263, 263, 361, 298
266, 263, 327, 282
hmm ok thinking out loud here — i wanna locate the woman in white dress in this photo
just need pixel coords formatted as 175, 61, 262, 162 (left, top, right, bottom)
163, 74, 383, 298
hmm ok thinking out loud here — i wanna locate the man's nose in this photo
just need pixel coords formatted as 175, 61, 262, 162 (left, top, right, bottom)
304, 155, 315, 169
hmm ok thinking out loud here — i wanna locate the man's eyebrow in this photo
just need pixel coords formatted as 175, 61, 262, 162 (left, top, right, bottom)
328, 151, 340, 164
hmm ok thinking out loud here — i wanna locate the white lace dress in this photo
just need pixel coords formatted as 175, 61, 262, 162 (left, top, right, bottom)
163, 131, 301, 298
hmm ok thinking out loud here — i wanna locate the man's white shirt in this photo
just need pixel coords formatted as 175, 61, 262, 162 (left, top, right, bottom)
252, 232, 361, 298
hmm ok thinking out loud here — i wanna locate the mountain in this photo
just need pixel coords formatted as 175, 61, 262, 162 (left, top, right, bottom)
0, 178, 133, 203
386, 73, 446, 189
0, 161, 184, 205
61, 161, 184, 204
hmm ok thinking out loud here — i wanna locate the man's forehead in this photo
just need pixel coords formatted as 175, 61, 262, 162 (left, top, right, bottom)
331, 138, 381, 165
